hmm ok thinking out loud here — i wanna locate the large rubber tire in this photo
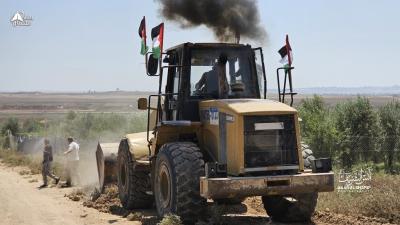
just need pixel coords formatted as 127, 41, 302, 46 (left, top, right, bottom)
117, 139, 153, 209
213, 197, 246, 205
301, 143, 316, 169
262, 143, 318, 222
262, 193, 318, 222
154, 142, 206, 224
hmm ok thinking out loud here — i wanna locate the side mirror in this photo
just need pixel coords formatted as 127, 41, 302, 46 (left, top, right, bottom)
137, 98, 148, 110
147, 54, 159, 76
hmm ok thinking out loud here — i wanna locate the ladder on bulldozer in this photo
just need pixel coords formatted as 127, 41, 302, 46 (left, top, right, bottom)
277, 66, 297, 106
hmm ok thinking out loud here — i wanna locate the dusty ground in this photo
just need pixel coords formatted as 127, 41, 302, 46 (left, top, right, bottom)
0, 162, 396, 225
0, 163, 134, 225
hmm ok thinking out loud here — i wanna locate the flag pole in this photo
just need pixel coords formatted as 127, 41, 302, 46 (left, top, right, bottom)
285, 34, 292, 66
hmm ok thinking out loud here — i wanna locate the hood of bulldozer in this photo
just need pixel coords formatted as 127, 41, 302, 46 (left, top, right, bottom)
199, 99, 297, 115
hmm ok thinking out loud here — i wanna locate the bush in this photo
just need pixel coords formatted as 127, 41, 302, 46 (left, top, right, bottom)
379, 100, 400, 174
22, 119, 45, 134
334, 97, 381, 168
157, 214, 183, 225
66, 110, 77, 120
1, 118, 20, 136
298, 95, 338, 158
59, 112, 147, 141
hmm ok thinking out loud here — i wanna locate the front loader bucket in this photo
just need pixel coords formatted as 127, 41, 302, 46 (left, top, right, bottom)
96, 142, 119, 192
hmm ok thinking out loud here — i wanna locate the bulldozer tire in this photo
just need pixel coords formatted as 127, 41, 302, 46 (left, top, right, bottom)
301, 143, 315, 169
154, 142, 206, 224
117, 139, 153, 209
213, 197, 246, 205
262, 193, 318, 222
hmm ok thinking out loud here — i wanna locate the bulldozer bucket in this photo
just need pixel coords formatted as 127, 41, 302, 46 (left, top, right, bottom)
96, 142, 119, 192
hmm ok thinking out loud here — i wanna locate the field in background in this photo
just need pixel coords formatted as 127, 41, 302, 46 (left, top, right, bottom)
1, 91, 399, 121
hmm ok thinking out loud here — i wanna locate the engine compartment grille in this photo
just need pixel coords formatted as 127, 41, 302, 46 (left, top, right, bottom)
244, 115, 299, 168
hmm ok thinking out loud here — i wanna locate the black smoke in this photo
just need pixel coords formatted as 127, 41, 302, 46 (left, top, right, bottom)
156, 0, 266, 42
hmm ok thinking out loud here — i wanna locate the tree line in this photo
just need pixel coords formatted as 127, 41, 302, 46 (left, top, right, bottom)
299, 95, 400, 174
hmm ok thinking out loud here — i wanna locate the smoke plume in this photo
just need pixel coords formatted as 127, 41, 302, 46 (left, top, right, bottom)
156, 0, 266, 42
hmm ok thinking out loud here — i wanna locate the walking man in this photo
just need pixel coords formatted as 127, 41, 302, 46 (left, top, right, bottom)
39, 139, 59, 189
64, 137, 80, 186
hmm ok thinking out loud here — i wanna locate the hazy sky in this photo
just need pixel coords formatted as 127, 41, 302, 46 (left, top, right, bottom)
1, 1, 399, 92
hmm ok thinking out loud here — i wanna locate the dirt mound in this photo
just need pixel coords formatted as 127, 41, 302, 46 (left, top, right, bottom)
83, 184, 129, 216
66, 189, 85, 201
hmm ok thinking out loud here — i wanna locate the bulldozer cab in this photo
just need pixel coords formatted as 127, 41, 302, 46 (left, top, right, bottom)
145, 43, 266, 123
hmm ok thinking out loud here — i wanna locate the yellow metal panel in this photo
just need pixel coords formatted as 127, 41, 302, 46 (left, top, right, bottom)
294, 115, 304, 171
200, 99, 297, 115
125, 132, 149, 160
199, 99, 300, 176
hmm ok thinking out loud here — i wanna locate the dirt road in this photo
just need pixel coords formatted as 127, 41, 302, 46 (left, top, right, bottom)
0, 163, 134, 225
0, 162, 392, 225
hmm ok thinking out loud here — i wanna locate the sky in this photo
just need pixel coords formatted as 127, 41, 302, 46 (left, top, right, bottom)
0, 0, 399, 92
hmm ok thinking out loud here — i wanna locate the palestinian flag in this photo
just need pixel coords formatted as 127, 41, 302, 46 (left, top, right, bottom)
151, 23, 164, 59
138, 16, 148, 55
278, 34, 293, 67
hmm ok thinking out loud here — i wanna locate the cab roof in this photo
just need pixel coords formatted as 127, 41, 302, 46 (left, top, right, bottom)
166, 42, 252, 52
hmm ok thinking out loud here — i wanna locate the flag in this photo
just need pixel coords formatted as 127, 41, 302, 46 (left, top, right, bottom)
151, 23, 164, 59
138, 16, 148, 55
278, 34, 293, 67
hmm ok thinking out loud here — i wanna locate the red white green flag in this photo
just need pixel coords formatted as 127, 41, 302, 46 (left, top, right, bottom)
138, 16, 148, 55
278, 34, 293, 67
151, 23, 164, 59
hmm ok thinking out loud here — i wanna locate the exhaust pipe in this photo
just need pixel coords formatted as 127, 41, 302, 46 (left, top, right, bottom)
235, 31, 240, 44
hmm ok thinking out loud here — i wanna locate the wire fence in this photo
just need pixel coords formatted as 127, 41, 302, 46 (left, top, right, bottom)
303, 135, 400, 173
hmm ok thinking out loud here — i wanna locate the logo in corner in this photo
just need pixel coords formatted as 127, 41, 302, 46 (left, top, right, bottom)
10, 11, 33, 27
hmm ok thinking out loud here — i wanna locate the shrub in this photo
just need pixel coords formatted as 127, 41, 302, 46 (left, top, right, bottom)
22, 119, 45, 134
1, 117, 20, 136
157, 214, 183, 225
379, 100, 400, 174
298, 95, 338, 158
335, 96, 381, 168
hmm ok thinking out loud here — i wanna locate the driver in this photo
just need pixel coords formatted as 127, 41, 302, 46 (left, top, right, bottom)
195, 64, 218, 97
195, 53, 229, 98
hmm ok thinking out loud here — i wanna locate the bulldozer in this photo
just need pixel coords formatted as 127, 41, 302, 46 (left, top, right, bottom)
96, 42, 334, 223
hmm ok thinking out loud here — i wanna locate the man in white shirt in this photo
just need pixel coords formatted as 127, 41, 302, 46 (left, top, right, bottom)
64, 137, 80, 186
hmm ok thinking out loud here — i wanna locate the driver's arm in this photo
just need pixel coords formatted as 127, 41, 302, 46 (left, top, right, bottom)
195, 72, 207, 90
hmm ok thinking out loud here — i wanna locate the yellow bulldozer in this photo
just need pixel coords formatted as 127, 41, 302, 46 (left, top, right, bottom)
96, 42, 334, 223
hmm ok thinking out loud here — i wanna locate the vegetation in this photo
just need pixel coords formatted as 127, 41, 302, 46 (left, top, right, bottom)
0, 112, 147, 149
379, 101, 400, 173
0, 148, 62, 175
1, 117, 20, 136
157, 214, 183, 225
317, 173, 400, 224
299, 95, 400, 173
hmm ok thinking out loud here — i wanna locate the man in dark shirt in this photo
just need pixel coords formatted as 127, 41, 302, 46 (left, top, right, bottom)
195, 53, 230, 98
39, 139, 59, 189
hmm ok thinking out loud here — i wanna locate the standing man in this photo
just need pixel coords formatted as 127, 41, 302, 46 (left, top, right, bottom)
39, 139, 59, 189
64, 137, 80, 186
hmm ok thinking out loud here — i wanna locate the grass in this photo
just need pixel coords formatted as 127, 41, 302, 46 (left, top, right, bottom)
317, 172, 400, 224
157, 214, 183, 225
0, 148, 62, 175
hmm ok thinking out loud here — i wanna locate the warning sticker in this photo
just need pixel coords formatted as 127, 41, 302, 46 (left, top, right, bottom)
209, 107, 219, 125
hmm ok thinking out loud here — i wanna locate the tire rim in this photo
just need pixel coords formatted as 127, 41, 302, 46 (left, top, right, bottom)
158, 162, 171, 208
